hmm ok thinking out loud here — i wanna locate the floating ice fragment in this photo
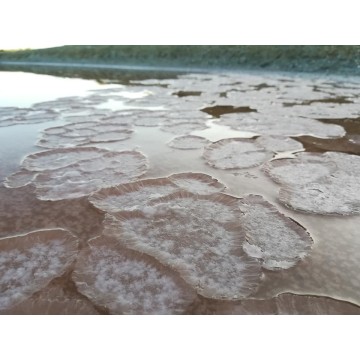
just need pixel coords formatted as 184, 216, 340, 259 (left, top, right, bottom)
263, 153, 337, 186
72, 236, 197, 314
219, 113, 345, 138
326, 152, 360, 177
264, 152, 360, 215
255, 136, 304, 153
89, 178, 178, 213
168, 173, 226, 195
103, 192, 262, 299
167, 135, 211, 150
239, 195, 313, 270
6, 148, 148, 201
0, 229, 79, 310
279, 175, 360, 215
133, 116, 163, 127
0, 108, 58, 127
22, 147, 106, 171
38, 121, 133, 149
203, 138, 271, 170
160, 122, 209, 135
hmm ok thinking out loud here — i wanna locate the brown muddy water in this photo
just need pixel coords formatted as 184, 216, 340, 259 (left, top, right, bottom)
0, 69, 359, 315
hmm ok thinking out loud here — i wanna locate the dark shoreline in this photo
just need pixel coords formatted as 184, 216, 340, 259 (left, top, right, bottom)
1, 45, 359, 77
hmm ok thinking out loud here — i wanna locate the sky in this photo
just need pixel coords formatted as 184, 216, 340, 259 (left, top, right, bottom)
1, 0, 359, 49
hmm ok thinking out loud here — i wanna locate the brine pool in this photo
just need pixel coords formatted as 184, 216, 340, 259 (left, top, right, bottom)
0, 68, 359, 314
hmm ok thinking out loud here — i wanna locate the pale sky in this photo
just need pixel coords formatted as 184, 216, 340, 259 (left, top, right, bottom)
0, 0, 358, 49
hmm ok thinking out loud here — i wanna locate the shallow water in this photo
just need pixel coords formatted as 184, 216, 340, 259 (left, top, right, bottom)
0, 68, 359, 314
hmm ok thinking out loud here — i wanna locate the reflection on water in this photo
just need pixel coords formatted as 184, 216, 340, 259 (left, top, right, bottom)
0, 66, 360, 314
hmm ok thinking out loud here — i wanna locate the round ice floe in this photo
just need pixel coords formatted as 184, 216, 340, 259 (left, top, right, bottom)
262, 153, 338, 186
203, 138, 271, 170
219, 113, 345, 138
287, 102, 360, 120
89, 130, 133, 143
38, 121, 133, 149
160, 122, 209, 135
72, 237, 197, 314
239, 195, 313, 270
133, 116, 164, 127
279, 175, 360, 215
63, 113, 109, 123
0, 229, 79, 311
6, 148, 148, 201
89, 178, 178, 213
167, 135, 211, 150
264, 152, 360, 215
326, 152, 360, 177
168, 173, 226, 195
255, 136, 304, 153
22, 147, 106, 171
103, 192, 262, 299
0, 108, 58, 127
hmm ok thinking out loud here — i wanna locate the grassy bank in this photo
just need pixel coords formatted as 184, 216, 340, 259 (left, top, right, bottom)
1, 46, 360, 75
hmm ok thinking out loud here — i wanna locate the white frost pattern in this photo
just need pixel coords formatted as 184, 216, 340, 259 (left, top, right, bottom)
167, 135, 211, 150
5, 148, 148, 201
89, 179, 178, 213
255, 136, 304, 153
239, 195, 313, 270
168, 173, 226, 195
0, 229, 79, 310
89, 174, 226, 212
203, 138, 271, 169
103, 192, 262, 299
218, 112, 345, 138
264, 152, 360, 215
72, 237, 197, 314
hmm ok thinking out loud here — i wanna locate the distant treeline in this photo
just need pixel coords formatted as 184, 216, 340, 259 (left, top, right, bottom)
0, 45, 359, 74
